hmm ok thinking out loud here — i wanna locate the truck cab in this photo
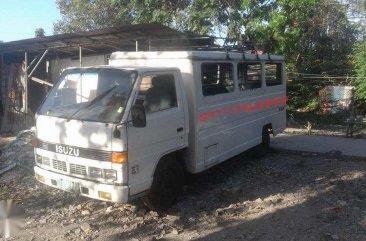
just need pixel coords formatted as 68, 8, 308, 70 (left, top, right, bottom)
34, 66, 189, 209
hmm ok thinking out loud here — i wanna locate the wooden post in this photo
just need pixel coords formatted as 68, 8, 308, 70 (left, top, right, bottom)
0, 53, 3, 99
0, 53, 3, 128
346, 88, 355, 137
79, 46, 82, 67
24, 51, 28, 114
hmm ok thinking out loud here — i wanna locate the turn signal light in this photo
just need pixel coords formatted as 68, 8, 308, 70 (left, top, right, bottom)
112, 152, 128, 164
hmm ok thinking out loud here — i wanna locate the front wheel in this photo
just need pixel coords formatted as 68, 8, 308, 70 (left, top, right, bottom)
144, 156, 184, 211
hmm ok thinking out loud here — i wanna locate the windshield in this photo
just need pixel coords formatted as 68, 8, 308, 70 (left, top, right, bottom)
38, 68, 137, 123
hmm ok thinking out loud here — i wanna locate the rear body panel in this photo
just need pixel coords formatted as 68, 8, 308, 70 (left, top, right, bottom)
110, 51, 286, 174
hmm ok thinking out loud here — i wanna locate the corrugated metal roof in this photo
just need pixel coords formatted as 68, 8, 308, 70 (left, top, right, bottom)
0, 23, 212, 56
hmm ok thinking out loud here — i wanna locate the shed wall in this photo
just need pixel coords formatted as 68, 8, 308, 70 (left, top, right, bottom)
50, 55, 108, 82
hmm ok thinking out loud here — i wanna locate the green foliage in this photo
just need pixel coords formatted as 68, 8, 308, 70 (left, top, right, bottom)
345, 0, 366, 37
353, 41, 366, 100
54, 0, 359, 78
186, 0, 242, 37
54, 0, 190, 33
130, 0, 191, 30
34, 28, 45, 37
244, 0, 357, 76
54, 0, 134, 33
287, 80, 323, 112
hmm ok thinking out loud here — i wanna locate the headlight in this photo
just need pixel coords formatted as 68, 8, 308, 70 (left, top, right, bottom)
104, 169, 117, 181
36, 155, 50, 166
89, 167, 102, 178
36, 155, 42, 164
42, 157, 50, 166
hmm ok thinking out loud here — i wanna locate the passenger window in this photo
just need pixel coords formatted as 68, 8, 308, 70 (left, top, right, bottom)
265, 63, 282, 86
135, 74, 177, 113
238, 63, 262, 90
201, 63, 234, 96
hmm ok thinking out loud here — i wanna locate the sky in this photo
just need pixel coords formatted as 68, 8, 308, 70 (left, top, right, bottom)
0, 0, 61, 42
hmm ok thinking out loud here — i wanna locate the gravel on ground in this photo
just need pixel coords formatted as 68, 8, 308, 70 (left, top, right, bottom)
0, 140, 366, 240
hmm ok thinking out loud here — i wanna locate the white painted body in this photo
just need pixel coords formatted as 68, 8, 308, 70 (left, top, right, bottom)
34, 51, 286, 203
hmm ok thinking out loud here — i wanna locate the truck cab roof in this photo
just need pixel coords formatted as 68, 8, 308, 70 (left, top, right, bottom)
65, 65, 180, 74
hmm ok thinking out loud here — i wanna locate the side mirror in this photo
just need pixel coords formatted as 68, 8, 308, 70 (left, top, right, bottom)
131, 105, 146, 127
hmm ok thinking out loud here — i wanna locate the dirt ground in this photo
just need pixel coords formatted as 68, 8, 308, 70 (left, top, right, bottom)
1, 149, 366, 241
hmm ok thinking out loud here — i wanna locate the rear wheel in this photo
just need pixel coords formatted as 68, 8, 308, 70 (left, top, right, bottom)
251, 126, 270, 157
144, 156, 184, 211
261, 127, 270, 153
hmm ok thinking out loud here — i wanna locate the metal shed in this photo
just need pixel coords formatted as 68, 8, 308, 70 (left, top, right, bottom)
0, 23, 212, 132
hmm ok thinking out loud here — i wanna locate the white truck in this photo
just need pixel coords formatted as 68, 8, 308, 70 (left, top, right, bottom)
33, 51, 286, 210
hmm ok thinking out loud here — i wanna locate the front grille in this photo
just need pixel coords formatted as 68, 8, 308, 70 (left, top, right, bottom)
70, 163, 87, 176
37, 140, 111, 162
83, 151, 111, 162
52, 159, 67, 172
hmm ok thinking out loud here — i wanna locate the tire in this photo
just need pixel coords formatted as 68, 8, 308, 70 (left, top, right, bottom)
261, 127, 270, 154
251, 127, 270, 157
144, 156, 184, 211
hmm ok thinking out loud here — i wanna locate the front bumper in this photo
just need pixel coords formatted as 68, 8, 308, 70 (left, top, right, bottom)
34, 166, 129, 203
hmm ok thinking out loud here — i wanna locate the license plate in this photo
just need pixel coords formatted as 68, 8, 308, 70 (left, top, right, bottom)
58, 179, 79, 192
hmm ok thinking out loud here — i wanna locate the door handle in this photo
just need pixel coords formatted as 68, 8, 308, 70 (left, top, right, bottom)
177, 127, 183, 133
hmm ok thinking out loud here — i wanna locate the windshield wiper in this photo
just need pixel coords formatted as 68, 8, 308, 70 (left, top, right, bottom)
85, 86, 117, 109
66, 86, 117, 121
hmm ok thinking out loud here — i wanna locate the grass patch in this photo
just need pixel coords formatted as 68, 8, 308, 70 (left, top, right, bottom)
287, 111, 349, 129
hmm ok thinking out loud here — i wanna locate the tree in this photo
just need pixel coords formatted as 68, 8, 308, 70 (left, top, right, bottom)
341, 0, 366, 31
54, 0, 132, 33
296, 0, 357, 75
243, 0, 358, 75
353, 41, 366, 100
130, 0, 190, 30
54, 0, 190, 33
54, 0, 358, 76
54, 0, 263, 36
34, 28, 45, 37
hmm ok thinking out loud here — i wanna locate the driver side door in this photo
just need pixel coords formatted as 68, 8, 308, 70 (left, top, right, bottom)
127, 71, 186, 195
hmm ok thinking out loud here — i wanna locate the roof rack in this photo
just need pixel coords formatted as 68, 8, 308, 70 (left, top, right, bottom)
148, 36, 263, 54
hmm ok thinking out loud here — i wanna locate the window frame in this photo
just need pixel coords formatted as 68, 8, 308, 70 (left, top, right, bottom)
200, 62, 235, 97
237, 62, 263, 91
135, 72, 178, 114
264, 62, 282, 87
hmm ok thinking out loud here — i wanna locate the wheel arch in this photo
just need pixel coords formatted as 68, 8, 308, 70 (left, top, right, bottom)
151, 148, 187, 178
144, 148, 186, 210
